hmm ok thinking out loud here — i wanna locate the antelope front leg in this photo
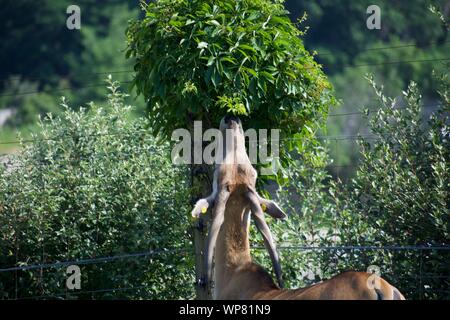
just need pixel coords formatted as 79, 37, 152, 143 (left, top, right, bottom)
191, 168, 219, 218
191, 196, 215, 218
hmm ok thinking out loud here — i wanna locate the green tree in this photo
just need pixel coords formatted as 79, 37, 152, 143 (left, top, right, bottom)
126, 0, 334, 152
126, 0, 335, 298
285, 0, 449, 180
0, 0, 143, 134
0, 0, 82, 88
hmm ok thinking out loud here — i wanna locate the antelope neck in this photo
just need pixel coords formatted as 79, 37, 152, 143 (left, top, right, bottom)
214, 194, 251, 288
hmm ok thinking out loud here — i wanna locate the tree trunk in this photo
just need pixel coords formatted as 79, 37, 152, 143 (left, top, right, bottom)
190, 163, 213, 300
187, 119, 214, 299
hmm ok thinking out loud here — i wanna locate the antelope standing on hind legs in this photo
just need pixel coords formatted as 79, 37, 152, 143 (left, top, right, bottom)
191, 115, 405, 300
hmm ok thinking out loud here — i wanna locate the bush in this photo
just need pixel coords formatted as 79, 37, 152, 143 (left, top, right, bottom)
253, 75, 449, 300
252, 142, 342, 289
0, 79, 194, 299
1, 75, 447, 300
335, 75, 449, 299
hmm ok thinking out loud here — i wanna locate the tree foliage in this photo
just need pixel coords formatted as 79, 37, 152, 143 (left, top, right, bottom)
126, 0, 335, 148
255, 75, 449, 300
284, 0, 449, 179
0, 0, 142, 135
0, 80, 194, 299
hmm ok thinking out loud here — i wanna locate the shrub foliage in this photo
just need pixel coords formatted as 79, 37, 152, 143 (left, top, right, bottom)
0, 80, 194, 299
254, 76, 449, 300
0, 76, 447, 299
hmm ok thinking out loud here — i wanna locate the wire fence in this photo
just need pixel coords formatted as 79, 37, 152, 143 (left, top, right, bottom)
0, 54, 448, 97
0, 133, 448, 300
0, 40, 446, 83
0, 244, 448, 300
1, 245, 448, 273
317, 40, 450, 56
0, 40, 448, 300
0, 248, 191, 273
0, 109, 444, 147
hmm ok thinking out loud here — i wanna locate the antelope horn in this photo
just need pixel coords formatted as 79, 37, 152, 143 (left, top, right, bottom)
246, 190, 284, 288
203, 187, 230, 288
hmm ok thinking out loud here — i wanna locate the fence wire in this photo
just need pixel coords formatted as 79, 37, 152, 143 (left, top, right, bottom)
0, 45, 448, 300
1, 244, 448, 300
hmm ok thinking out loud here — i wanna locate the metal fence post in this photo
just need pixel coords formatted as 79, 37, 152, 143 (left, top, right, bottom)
419, 248, 424, 300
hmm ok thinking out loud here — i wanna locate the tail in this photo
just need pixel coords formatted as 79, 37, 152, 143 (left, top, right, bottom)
374, 277, 405, 300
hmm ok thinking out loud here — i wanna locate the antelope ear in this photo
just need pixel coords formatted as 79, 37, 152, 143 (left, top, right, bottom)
259, 198, 287, 220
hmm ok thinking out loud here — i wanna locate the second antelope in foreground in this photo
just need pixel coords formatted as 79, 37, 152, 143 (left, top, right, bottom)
191, 115, 405, 300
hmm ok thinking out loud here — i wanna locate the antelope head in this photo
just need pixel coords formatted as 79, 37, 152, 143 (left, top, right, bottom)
191, 115, 286, 290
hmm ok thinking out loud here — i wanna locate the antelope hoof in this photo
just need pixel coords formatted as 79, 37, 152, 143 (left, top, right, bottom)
191, 198, 209, 218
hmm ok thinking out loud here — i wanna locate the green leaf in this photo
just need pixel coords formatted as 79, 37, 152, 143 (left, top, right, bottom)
209, 19, 221, 26
207, 56, 215, 66
197, 41, 208, 49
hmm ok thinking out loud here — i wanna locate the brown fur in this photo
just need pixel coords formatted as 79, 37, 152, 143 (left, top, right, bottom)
214, 204, 405, 300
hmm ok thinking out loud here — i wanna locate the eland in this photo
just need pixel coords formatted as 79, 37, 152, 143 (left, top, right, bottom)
192, 115, 405, 300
